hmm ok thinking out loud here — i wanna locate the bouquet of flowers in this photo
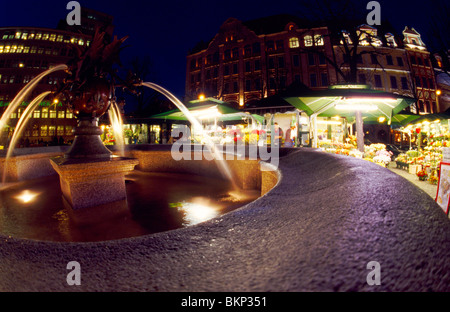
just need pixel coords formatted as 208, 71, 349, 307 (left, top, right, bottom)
416, 170, 428, 181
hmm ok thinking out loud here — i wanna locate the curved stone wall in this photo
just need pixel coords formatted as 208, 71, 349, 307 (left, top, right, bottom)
0, 148, 449, 291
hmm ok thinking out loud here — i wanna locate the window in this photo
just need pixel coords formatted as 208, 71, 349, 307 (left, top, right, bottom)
58, 110, 65, 118
422, 77, 428, 88
65, 126, 73, 136
386, 55, 393, 65
428, 78, 434, 89
278, 56, 285, 68
415, 76, 421, 87
268, 57, 275, 69
308, 53, 315, 66
49, 110, 56, 118
321, 73, 328, 86
397, 57, 404, 67
358, 74, 366, 84
374, 75, 382, 88
294, 74, 301, 83
254, 78, 261, 90
57, 126, 64, 136
289, 37, 299, 48
40, 125, 48, 137
254, 60, 261, 71
224, 65, 229, 76
319, 54, 326, 65
371, 54, 378, 65
232, 63, 238, 74
49, 126, 56, 136
276, 40, 284, 51
245, 61, 251, 72
266, 41, 274, 51
49, 34, 56, 41
233, 81, 238, 93
245, 80, 251, 91
269, 78, 276, 90
36, 33, 43, 39
410, 56, 416, 65
390, 76, 398, 89
304, 35, 313, 47
310, 74, 317, 87
314, 35, 324, 46
57, 35, 63, 42
244, 45, 251, 56
42, 33, 49, 40
66, 110, 73, 119
33, 110, 40, 118
417, 57, 423, 66
293, 54, 300, 67
401, 77, 409, 90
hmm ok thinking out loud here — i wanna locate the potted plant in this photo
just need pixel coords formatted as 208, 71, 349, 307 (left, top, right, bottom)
416, 170, 428, 181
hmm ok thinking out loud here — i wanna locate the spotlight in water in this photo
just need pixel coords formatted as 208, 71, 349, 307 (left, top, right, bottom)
15, 190, 39, 203
175, 201, 219, 225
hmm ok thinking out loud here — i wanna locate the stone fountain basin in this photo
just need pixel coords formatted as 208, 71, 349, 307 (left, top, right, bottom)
0, 146, 449, 292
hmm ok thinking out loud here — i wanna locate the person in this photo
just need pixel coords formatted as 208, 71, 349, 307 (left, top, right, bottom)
273, 122, 283, 146
284, 126, 295, 147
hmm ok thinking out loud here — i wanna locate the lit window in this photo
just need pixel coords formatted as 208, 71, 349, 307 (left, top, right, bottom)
56, 35, 63, 42
57, 126, 64, 136
17, 108, 23, 118
23, 46, 30, 53
41, 108, 48, 118
11, 45, 17, 53
2, 34, 8, 39
4, 46, 10, 53
49, 34, 56, 41
314, 35, 324, 46
42, 33, 49, 40
21, 33, 28, 40
15, 32, 21, 39
78, 39, 84, 46
40, 125, 48, 137
0, 46, 3, 53
66, 110, 73, 119
65, 126, 73, 135
70, 38, 76, 43
49, 110, 56, 118
35, 33, 42, 40
10, 112, 17, 119
289, 37, 299, 48
29, 33, 35, 39
304, 35, 313, 47
49, 126, 56, 136
37, 47, 44, 54
58, 110, 65, 118
33, 110, 40, 118
17, 45, 24, 53
30, 46, 37, 53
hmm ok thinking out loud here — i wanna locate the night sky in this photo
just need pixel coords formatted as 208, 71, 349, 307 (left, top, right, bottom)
0, 0, 444, 105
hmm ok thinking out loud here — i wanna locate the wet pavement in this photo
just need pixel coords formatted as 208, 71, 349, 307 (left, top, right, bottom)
0, 149, 449, 291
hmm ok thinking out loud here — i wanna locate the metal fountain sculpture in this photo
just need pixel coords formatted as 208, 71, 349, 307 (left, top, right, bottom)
49, 29, 139, 213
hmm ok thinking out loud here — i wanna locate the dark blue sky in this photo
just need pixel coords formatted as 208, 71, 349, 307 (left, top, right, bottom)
0, 0, 442, 101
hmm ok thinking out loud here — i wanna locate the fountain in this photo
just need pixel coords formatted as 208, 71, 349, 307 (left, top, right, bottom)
0, 28, 267, 241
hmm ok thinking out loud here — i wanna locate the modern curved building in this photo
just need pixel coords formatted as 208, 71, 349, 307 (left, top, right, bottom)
0, 8, 113, 147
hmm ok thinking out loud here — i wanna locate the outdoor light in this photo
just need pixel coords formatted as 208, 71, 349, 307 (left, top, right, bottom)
198, 93, 205, 100
436, 90, 442, 96
15, 190, 39, 204
18, 63, 24, 68
342, 97, 397, 103
335, 104, 377, 111
317, 120, 341, 125
53, 99, 59, 104
378, 116, 386, 123
190, 106, 221, 120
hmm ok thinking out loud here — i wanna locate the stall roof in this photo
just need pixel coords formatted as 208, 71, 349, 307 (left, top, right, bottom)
282, 85, 416, 122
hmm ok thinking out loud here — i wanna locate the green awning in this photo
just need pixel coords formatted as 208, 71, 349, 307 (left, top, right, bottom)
283, 86, 416, 121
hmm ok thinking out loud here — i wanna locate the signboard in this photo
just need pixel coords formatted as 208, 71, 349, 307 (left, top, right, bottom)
443, 147, 450, 162
435, 161, 450, 215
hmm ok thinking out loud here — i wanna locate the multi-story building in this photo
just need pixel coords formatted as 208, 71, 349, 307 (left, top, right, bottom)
402, 27, 439, 114
186, 15, 439, 117
185, 15, 335, 109
0, 9, 113, 146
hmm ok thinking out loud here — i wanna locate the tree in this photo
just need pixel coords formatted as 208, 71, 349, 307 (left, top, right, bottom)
295, 0, 399, 151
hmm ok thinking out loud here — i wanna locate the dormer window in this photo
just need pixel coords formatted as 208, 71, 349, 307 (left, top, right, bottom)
289, 37, 299, 48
